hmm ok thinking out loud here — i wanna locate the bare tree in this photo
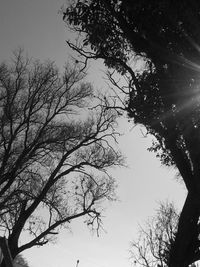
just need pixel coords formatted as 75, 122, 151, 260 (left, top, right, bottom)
130, 202, 179, 267
0, 49, 123, 264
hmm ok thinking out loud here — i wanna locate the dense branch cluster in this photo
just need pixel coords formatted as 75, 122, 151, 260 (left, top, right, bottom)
131, 202, 179, 267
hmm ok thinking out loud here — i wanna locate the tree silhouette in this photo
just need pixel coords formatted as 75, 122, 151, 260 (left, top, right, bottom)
64, 1, 200, 266
0, 49, 123, 264
130, 201, 179, 267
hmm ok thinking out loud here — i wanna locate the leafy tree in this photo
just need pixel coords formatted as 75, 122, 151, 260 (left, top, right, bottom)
64, 1, 200, 266
0, 49, 123, 265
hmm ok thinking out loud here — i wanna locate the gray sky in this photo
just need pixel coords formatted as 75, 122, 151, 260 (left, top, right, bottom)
0, 1, 186, 267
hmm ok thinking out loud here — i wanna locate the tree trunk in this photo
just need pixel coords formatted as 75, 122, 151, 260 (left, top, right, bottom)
169, 192, 200, 267
0, 237, 14, 267
0, 259, 8, 267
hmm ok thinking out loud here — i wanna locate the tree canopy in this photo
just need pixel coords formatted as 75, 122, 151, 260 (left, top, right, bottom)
0, 49, 123, 264
64, 1, 200, 266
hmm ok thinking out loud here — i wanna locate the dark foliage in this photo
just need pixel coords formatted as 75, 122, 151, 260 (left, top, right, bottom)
64, 1, 200, 266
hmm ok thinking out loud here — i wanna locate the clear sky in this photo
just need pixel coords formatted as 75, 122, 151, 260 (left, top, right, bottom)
0, 1, 186, 267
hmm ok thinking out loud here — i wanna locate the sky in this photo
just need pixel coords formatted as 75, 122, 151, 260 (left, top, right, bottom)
0, 1, 186, 267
